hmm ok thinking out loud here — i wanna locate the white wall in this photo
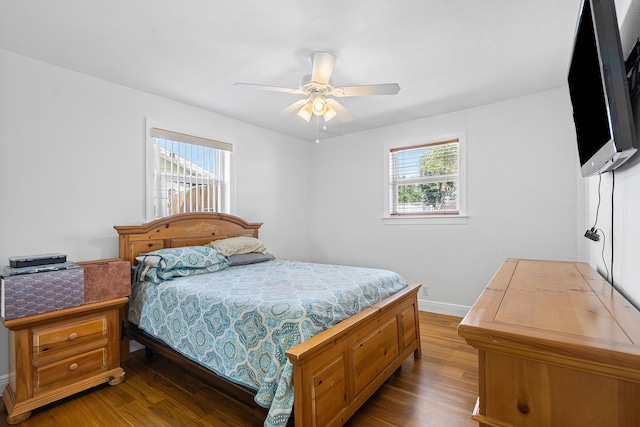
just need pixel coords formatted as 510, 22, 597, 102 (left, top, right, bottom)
0, 49, 312, 380
582, 0, 640, 308
0, 49, 587, 384
309, 87, 584, 314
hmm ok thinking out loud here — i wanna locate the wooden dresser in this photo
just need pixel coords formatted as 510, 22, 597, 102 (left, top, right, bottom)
2, 297, 127, 424
458, 259, 640, 427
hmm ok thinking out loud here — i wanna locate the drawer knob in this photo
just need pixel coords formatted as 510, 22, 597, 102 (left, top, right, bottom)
68, 363, 79, 371
68, 332, 78, 341
517, 401, 530, 415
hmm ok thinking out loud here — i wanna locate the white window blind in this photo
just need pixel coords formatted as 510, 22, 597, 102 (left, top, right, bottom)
388, 138, 460, 215
148, 127, 232, 219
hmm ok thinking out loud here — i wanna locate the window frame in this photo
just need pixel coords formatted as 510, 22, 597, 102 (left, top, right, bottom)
383, 131, 467, 225
145, 119, 233, 222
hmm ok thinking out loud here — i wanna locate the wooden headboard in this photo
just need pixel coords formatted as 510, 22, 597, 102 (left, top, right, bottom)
114, 212, 262, 265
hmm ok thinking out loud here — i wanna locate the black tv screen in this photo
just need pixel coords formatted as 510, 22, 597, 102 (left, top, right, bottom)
568, 0, 637, 177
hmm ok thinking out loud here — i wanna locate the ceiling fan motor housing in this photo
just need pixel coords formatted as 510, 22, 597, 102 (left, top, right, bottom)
299, 74, 334, 96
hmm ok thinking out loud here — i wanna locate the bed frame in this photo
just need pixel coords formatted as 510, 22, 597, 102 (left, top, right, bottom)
115, 212, 422, 426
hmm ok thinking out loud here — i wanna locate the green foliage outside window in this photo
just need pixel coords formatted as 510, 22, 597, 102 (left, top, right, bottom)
419, 143, 458, 209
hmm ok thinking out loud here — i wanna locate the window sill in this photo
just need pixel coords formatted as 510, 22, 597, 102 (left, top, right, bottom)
382, 215, 469, 225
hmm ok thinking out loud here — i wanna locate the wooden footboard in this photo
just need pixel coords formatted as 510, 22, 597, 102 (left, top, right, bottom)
286, 283, 422, 427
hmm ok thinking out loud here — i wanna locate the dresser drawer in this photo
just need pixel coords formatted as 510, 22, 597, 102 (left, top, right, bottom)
33, 316, 107, 355
34, 348, 108, 391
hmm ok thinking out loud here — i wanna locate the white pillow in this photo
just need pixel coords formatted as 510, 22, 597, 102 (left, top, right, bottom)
207, 237, 267, 257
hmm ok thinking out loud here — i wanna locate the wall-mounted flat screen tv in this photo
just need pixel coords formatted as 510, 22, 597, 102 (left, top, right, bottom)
568, 0, 637, 177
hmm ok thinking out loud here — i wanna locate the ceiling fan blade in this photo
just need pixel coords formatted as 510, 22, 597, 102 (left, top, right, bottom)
332, 83, 401, 97
234, 82, 302, 94
281, 99, 308, 114
310, 52, 336, 85
325, 98, 354, 122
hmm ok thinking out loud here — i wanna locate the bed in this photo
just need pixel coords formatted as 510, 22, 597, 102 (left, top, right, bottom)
115, 212, 422, 427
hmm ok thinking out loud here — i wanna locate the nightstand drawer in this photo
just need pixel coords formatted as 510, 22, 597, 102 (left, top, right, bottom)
33, 316, 107, 355
34, 348, 107, 391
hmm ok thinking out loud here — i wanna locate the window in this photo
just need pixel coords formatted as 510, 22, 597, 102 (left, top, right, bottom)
385, 132, 466, 221
146, 126, 232, 220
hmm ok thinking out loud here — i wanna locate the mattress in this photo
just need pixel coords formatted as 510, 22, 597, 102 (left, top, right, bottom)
129, 259, 408, 426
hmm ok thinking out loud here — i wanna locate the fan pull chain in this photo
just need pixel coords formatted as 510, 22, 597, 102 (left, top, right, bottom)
316, 115, 320, 143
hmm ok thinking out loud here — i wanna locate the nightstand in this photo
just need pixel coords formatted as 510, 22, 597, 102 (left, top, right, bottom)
2, 297, 127, 424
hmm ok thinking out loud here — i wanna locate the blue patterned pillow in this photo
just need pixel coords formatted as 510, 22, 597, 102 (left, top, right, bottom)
136, 246, 230, 283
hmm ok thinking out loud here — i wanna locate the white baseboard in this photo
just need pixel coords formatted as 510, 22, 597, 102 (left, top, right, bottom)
418, 298, 470, 318
0, 373, 8, 391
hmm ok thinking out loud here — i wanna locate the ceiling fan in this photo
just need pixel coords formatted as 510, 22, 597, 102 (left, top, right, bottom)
234, 52, 400, 123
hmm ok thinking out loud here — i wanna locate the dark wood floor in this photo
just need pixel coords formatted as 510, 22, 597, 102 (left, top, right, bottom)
1, 312, 478, 426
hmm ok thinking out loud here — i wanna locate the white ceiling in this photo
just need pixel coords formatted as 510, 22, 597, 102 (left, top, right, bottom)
0, 0, 590, 142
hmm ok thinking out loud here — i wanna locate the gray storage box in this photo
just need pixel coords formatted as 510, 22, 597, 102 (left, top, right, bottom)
1, 267, 84, 321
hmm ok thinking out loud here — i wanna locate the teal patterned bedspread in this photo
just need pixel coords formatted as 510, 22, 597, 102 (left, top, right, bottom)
129, 259, 408, 427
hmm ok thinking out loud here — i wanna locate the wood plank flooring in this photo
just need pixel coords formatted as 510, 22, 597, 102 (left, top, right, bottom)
0, 312, 478, 426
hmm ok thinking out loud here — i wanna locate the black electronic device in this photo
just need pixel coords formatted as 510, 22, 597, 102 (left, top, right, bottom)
8, 253, 68, 268
568, 0, 638, 177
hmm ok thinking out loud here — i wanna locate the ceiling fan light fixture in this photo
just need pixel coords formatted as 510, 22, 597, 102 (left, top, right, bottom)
323, 104, 337, 122
297, 102, 313, 122
311, 96, 327, 115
